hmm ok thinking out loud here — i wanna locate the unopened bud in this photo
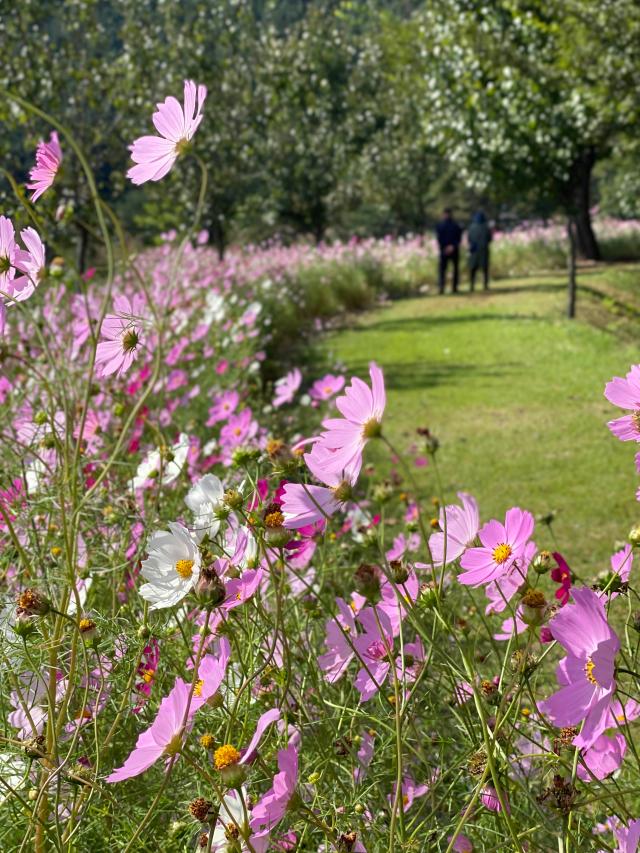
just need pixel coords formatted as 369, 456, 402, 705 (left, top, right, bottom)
532, 550, 554, 574
195, 567, 226, 606
390, 560, 409, 585
629, 525, 640, 547
520, 589, 547, 627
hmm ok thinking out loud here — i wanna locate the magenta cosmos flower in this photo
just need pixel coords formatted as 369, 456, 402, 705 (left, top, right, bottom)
315, 361, 385, 478
127, 80, 207, 185
458, 507, 534, 587
95, 295, 145, 378
273, 368, 302, 408
539, 587, 620, 749
27, 131, 62, 202
428, 491, 479, 566
107, 676, 191, 782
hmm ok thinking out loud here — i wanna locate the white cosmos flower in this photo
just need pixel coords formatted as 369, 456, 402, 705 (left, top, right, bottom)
139, 522, 201, 610
210, 788, 250, 852
130, 432, 190, 490
185, 474, 225, 542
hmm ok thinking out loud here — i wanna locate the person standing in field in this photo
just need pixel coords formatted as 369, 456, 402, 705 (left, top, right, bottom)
467, 210, 492, 291
435, 208, 463, 294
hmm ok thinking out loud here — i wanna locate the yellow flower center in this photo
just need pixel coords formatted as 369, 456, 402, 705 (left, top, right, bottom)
175, 559, 194, 579
141, 667, 155, 684
362, 417, 382, 439
584, 657, 598, 685
214, 744, 241, 770
200, 733, 216, 750
265, 510, 285, 528
193, 679, 204, 698
164, 732, 183, 756
633, 411, 640, 431
492, 543, 513, 565
121, 328, 140, 353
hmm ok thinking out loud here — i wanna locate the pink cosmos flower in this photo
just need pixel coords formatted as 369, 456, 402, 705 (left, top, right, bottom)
389, 774, 432, 812
353, 607, 394, 701
219, 408, 258, 450
485, 541, 536, 614
95, 295, 145, 378
458, 507, 534, 587
132, 639, 160, 712
577, 732, 626, 782
27, 131, 62, 202
12, 228, 46, 301
604, 365, 640, 442
207, 390, 239, 425
354, 730, 375, 783
128, 80, 207, 185
606, 544, 633, 596
0, 216, 17, 295
309, 373, 345, 402
314, 361, 385, 478
448, 834, 473, 852
106, 677, 191, 782
318, 597, 359, 682
481, 785, 510, 813
273, 368, 302, 408
539, 587, 620, 749
250, 744, 298, 836
189, 637, 231, 716
613, 819, 640, 853
429, 492, 480, 566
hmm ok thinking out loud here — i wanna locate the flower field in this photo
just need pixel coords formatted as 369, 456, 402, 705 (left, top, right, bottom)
3, 80, 640, 853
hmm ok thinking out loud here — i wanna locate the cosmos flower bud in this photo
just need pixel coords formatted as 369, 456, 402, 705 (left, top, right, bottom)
509, 649, 538, 677
390, 560, 409, 585
629, 525, 640, 547
532, 550, 554, 573
195, 566, 226, 606
520, 589, 547, 626
354, 563, 380, 599
137, 625, 151, 640
13, 611, 37, 638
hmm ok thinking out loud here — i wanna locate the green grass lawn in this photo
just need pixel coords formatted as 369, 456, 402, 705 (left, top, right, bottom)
323, 264, 640, 571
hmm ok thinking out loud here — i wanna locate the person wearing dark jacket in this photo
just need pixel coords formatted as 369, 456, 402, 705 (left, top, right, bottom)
435, 209, 463, 294
467, 211, 492, 291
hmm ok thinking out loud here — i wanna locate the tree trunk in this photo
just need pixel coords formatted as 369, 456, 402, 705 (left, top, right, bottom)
568, 147, 600, 261
76, 223, 89, 274
210, 216, 226, 260
567, 216, 578, 319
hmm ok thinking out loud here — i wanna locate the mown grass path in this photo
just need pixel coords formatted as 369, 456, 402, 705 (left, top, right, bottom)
324, 265, 640, 568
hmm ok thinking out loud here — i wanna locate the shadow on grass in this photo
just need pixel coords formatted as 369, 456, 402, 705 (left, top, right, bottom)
337, 358, 517, 392
353, 311, 547, 334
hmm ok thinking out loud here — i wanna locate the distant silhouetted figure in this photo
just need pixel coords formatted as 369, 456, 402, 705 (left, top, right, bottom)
436, 209, 463, 294
468, 211, 492, 291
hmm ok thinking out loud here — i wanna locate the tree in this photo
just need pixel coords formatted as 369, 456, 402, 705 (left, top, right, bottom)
415, 0, 640, 264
